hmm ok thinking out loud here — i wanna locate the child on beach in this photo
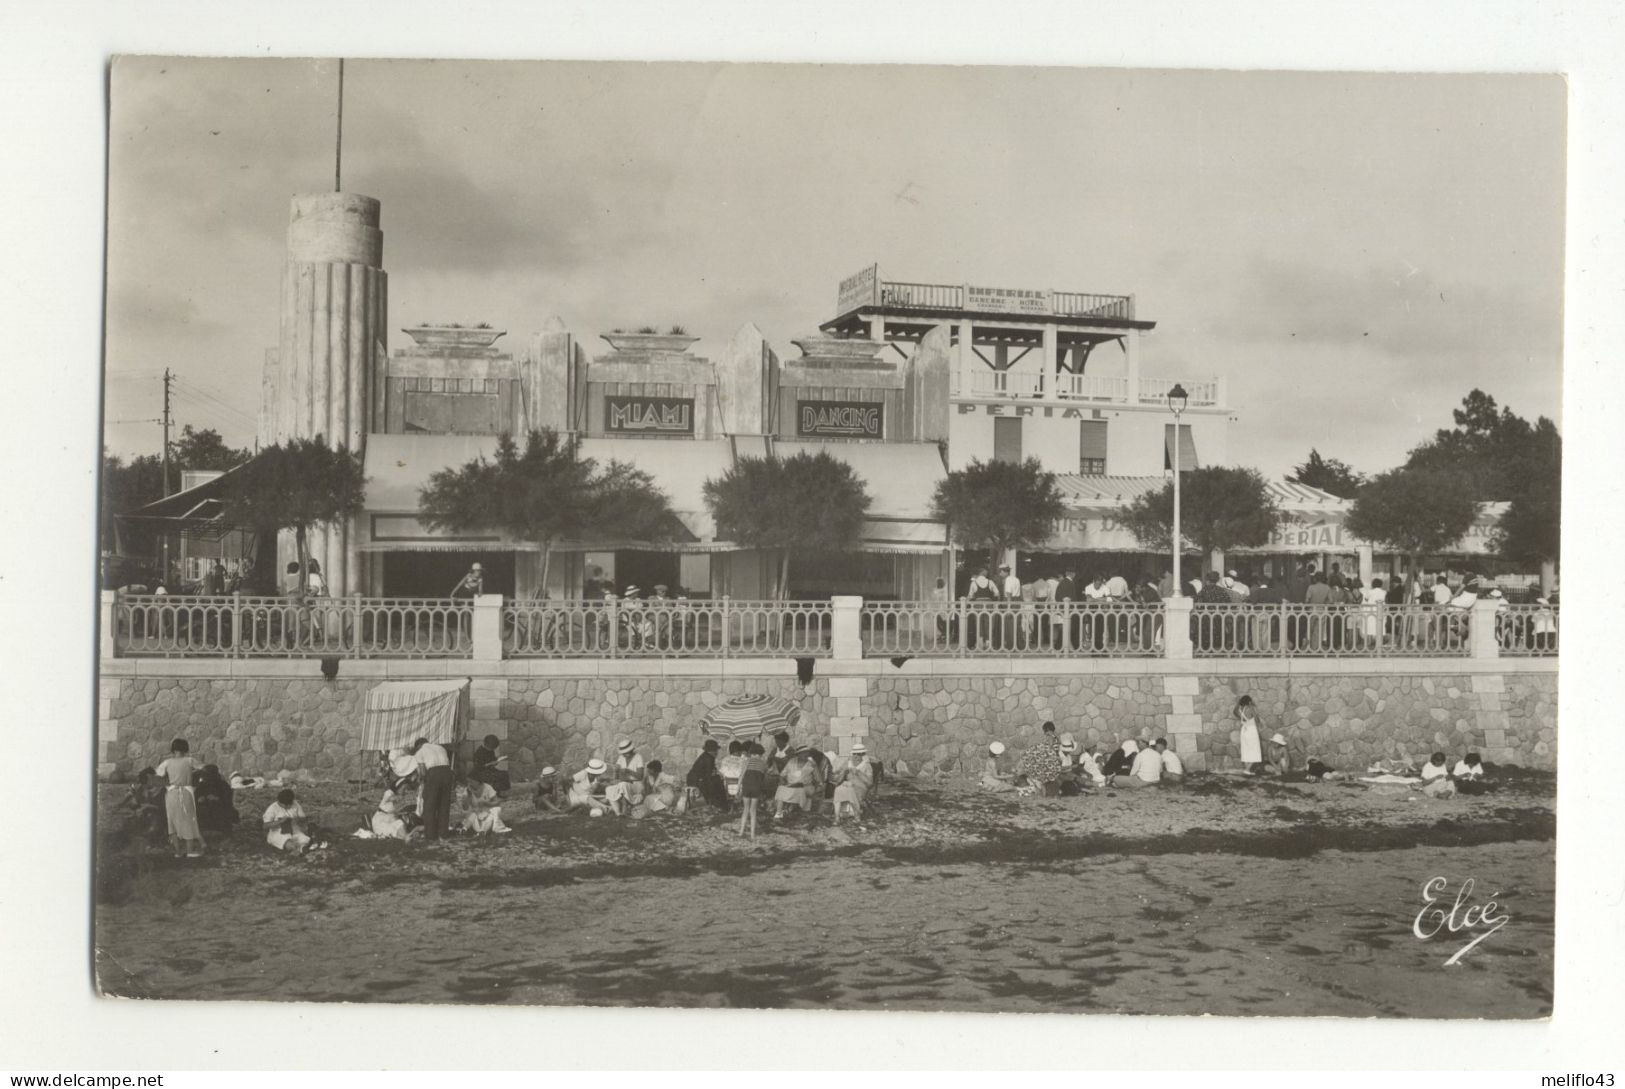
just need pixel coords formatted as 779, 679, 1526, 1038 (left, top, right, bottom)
738, 741, 767, 839
981, 741, 1015, 792
1420, 752, 1449, 781
719, 741, 745, 802
1452, 752, 1489, 795
532, 767, 565, 813
1234, 696, 1264, 774
263, 788, 315, 855
155, 738, 206, 858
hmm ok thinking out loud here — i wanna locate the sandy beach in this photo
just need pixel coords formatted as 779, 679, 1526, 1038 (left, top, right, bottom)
94, 771, 1554, 1016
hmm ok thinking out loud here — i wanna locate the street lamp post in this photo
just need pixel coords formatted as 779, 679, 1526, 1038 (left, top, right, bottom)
1168, 383, 1189, 597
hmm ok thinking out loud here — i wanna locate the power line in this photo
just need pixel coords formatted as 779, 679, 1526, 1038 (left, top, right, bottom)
171, 381, 256, 427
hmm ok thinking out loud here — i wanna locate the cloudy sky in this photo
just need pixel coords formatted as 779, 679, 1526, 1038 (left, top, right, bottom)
104, 58, 1564, 477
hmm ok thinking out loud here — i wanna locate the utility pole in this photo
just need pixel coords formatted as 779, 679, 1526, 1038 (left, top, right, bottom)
161, 368, 173, 583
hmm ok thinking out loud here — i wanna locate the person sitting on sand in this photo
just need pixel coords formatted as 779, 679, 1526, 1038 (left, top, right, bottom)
1103, 739, 1139, 781
370, 776, 419, 841
606, 739, 646, 815
831, 742, 874, 824
981, 741, 1015, 792
457, 771, 511, 835
568, 759, 610, 816
1018, 721, 1065, 797
1264, 732, 1299, 778
263, 788, 315, 855
1451, 752, 1489, 795
470, 734, 511, 795
1057, 733, 1086, 795
120, 767, 168, 848
1119, 740, 1164, 788
1154, 738, 1184, 784
532, 767, 565, 814
1420, 752, 1449, 781
637, 760, 685, 816
686, 739, 730, 811
1077, 743, 1107, 787
1234, 696, 1264, 774
774, 745, 818, 818
192, 763, 239, 834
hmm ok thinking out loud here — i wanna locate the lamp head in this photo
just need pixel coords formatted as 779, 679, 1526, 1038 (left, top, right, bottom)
1168, 383, 1189, 415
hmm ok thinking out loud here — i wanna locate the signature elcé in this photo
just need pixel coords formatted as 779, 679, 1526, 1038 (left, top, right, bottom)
1413, 876, 1510, 965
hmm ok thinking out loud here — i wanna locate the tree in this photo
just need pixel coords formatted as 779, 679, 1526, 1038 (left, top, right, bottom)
222, 436, 367, 594
100, 451, 165, 553
1492, 416, 1561, 567
171, 425, 252, 473
931, 458, 1066, 571
1345, 466, 1478, 589
418, 429, 676, 594
1287, 448, 1366, 499
1117, 466, 1283, 566
704, 451, 871, 599
1403, 389, 1539, 502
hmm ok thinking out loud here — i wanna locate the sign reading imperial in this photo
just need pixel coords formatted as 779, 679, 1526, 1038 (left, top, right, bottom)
797, 399, 884, 439
605, 395, 694, 435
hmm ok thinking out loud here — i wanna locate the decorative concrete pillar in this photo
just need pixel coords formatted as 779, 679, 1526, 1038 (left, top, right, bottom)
869, 315, 886, 344
717, 322, 770, 436
1042, 325, 1059, 401
831, 595, 864, 660
272, 192, 387, 597
827, 676, 869, 756
100, 590, 116, 661
1358, 545, 1375, 587
957, 320, 974, 392
1163, 597, 1193, 659
1208, 549, 1224, 577
1469, 598, 1502, 660
912, 324, 952, 442
472, 593, 505, 662
525, 317, 573, 433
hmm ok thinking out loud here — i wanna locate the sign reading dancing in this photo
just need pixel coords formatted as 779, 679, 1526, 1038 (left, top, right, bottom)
797, 399, 884, 439
605, 395, 694, 435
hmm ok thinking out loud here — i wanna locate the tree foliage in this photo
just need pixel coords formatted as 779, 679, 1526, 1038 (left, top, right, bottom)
703, 451, 872, 599
222, 436, 367, 594
1492, 416, 1561, 566
931, 458, 1066, 570
1403, 389, 1540, 502
1287, 448, 1366, 499
418, 429, 676, 594
172, 425, 252, 473
1117, 466, 1283, 561
1345, 466, 1478, 565
100, 427, 252, 553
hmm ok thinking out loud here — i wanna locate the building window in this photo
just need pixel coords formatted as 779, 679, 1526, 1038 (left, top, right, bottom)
1079, 419, 1108, 475
993, 417, 1023, 463
1164, 423, 1200, 471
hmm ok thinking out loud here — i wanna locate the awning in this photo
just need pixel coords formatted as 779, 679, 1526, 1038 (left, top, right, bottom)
774, 440, 949, 550
577, 437, 734, 542
1164, 425, 1200, 470
114, 466, 249, 541
360, 679, 468, 751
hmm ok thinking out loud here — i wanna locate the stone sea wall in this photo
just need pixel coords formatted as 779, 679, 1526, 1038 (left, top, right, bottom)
97, 664, 1556, 782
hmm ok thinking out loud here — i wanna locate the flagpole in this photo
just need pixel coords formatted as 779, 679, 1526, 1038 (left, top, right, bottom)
334, 58, 344, 192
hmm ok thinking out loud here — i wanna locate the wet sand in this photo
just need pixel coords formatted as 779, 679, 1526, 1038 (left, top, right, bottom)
94, 774, 1554, 1017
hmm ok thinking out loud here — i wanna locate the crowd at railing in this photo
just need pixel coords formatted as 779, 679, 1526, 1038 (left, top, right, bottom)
107, 589, 1556, 661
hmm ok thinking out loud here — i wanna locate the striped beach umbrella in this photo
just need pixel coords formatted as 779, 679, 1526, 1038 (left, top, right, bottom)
700, 694, 802, 741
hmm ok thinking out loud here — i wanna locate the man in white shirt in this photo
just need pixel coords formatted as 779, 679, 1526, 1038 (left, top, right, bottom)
569, 759, 609, 815
607, 738, 646, 814
1419, 752, 1450, 781
1000, 565, 1022, 600
1430, 575, 1453, 605
411, 737, 454, 841
1154, 738, 1184, 783
1105, 573, 1129, 600
1120, 743, 1165, 788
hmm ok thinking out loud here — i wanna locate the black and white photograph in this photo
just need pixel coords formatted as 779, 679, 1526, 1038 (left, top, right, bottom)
86, 55, 1568, 1019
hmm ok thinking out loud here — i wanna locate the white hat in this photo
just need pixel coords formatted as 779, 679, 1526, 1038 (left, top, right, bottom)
851, 742, 867, 755
617, 739, 634, 754
589, 807, 605, 818
1489, 589, 1504, 598
1270, 733, 1287, 745
1227, 569, 1238, 577
1220, 577, 1235, 588
1122, 739, 1139, 753
390, 754, 417, 779
622, 585, 640, 597
540, 766, 557, 777
989, 741, 1006, 755
586, 758, 607, 774
1059, 732, 1076, 746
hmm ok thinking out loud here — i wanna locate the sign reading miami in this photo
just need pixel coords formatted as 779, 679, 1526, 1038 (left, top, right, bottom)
605, 395, 695, 435
798, 399, 884, 439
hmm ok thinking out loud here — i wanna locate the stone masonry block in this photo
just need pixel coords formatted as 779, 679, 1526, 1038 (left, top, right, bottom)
836, 696, 861, 717
1166, 713, 1205, 735
1182, 752, 1208, 773
1483, 729, 1506, 748
1471, 674, 1505, 694
1174, 733, 1198, 754
1162, 676, 1200, 696
1170, 695, 1194, 715
1477, 692, 1502, 711
100, 720, 119, 742
480, 721, 510, 741
827, 677, 868, 699
473, 698, 503, 720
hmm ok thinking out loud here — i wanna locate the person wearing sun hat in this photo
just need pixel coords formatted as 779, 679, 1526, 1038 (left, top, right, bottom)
773, 744, 818, 818
981, 740, 1015, 793
1264, 731, 1300, 777
606, 739, 646, 814
831, 741, 874, 823
532, 766, 565, 813
568, 758, 610, 815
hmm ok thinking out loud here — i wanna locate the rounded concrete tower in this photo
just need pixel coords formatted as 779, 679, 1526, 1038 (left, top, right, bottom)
272, 192, 387, 596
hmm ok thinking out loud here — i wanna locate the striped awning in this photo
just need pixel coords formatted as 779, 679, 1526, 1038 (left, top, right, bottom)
360, 680, 469, 752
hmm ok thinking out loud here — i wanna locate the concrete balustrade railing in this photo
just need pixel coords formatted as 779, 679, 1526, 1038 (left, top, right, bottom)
102, 591, 1545, 663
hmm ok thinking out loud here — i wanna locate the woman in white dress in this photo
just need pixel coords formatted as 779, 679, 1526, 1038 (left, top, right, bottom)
1234, 696, 1264, 774
1360, 578, 1388, 648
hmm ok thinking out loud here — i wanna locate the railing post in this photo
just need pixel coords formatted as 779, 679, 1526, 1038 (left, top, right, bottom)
350, 593, 362, 658
608, 599, 620, 658
1469, 598, 1501, 660
720, 596, 730, 659
831, 595, 864, 661
956, 597, 968, 654
472, 593, 504, 662
230, 592, 242, 658
100, 590, 117, 661
1163, 598, 1193, 660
